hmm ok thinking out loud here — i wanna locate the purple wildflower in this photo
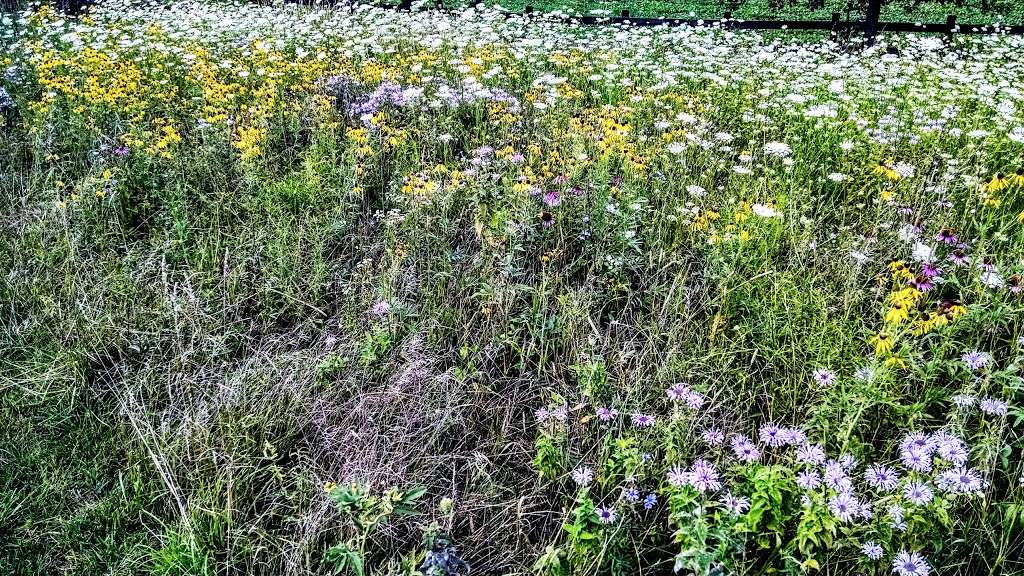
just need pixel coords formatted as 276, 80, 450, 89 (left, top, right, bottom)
900, 433, 935, 455
542, 190, 561, 207
782, 427, 807, 445
961, 350, 992, 371
631, 413, 656, 427
643, 493, 657, 510
892, 550, 930, 576
688, 459, 721, 493
796, 470, 822, 490
732, 439, 760, 463
667, 466, 690, 487
910, 274, 935, 292
596, 407, 619, 421
596, 506, 617, 524
721, 492, 750, 514
937, 466, 984, 493
701, 428, 725, 446
623, 487, 640, 502
551, 405, 569, 422
572, 467, 594, 487
828, 492, 860, 522
813, 368, 837, 386
535, 408, 550, 422
759, 424, 786, 447
979, 397, 1008, 416
824, 460, 852, 491
935, 228, 958, 245
903, 481, 934, 506
888, 504, 907, 531
862, 540, 884, 560
371, 299, 392, 317
951, 394, 976, 408
859, 499, 874, 520
684, 391, 705, 410
796, 444, 826, 465
900, 448, 933, 473
934, 434, 968, 465
666, 382, 690, 401
864, 465, 900, 491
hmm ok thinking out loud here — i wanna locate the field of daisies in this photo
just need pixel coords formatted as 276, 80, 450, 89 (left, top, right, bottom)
2, 1, 1024, 575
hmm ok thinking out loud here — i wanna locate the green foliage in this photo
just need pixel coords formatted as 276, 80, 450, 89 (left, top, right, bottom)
325, 484, 428, 575
739, 465, 796, 549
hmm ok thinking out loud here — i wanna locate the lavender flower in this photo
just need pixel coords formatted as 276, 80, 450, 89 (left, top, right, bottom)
862, 540, 884, 560
903, 481, 934, 506
900, 447, 933, 473
900, 433, 935, 455
542, 190, 561, 207
892, 550, 931, 576
631, 413, 656, 427
828, 492, 860, 522
888, 504, 907, 531
551, 406, 569, 422
859, 499, 874, 520
759, 424, 787, 447
688, 459, 722, 493
596, 407, 619, 421
934, 434, 968, 465
572, 467, 594, 487
824, 460, 852, 491
937, 466, 984, 493
864, 465, 900, 491
595, 506, 617, 524
782, 427, 807, 445
721, 492, 750, 514
796, 444, 826, 466
535, 408, 550, 422
812, 368, 837, 386
951, 394, 976, 408
371, 299, 392, 317
623, 487, 640, 502
731, 439, 760, 463
684, 391, 705, 410
961, 350, 992, 371
979, 398, 1008, 416
701, 428, 725, 445
666, 382, 690, 401
797, 470, 822, 490
667, 466, 690, 487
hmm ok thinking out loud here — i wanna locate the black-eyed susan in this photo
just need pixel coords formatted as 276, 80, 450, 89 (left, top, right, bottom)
871, 332, 895, 355
1012, 169, 1024, 187
885, 302, 910, 326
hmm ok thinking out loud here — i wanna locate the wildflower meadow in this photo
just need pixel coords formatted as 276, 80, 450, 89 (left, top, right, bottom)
1, 1, 1023, 575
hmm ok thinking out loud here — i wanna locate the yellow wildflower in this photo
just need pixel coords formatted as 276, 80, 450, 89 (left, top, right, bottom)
871, 332, 895, 355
